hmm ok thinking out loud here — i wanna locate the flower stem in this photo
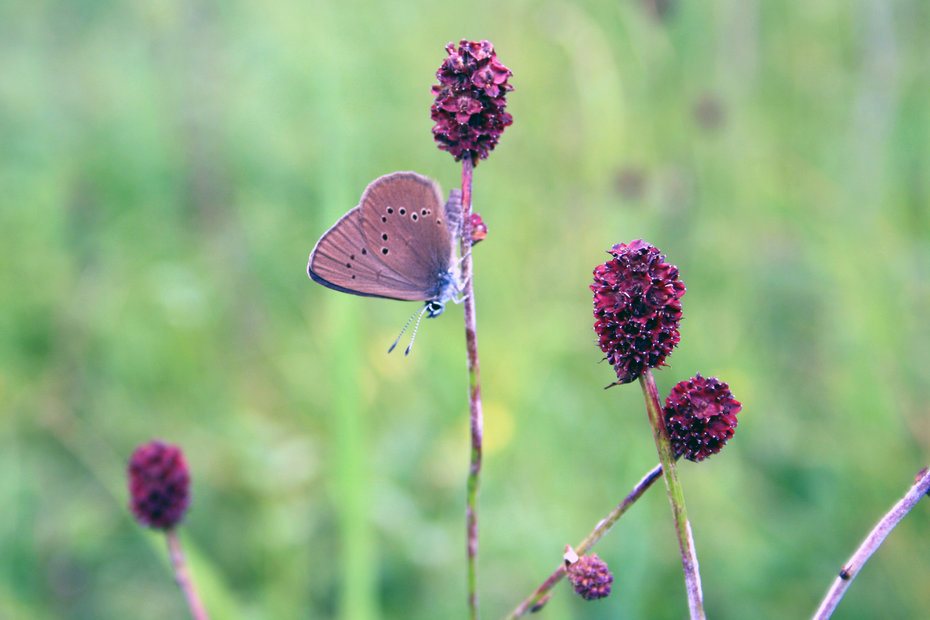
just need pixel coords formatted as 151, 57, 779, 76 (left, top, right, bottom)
812, 467, 930, 619
165, 529, 210, 620
460, 156, 483, 620
504, 463, 664, 618
640, 369, 705, 620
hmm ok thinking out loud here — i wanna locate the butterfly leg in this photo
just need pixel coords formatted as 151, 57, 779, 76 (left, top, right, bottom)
450, 281, 470, 305
450, 269, 472, 304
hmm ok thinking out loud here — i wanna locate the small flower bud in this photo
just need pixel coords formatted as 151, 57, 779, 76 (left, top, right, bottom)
566, 554, 613, 601
469, 213, 488, 244
127, 440, 191, 529
664, 374, 742, 462
591, 240, 685, 384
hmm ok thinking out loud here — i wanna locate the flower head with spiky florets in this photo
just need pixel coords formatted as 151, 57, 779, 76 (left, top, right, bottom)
431, 40, 513, 164
128, 440, 191, 529
567, 554, 613, 601
664, 374, 741, 462
592, 240, 686, 385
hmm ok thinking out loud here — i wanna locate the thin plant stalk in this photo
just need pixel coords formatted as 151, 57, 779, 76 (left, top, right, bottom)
812, 467, 930, 619
505, 463, 664, 618
640, 369, 705, 620
166, 529, 210, 620
460, 155, 483, 619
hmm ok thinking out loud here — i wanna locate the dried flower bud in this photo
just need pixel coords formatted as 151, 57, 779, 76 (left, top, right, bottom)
431, 40, 513, 164
566, 554, 613, 601
664, 374, 741, 462
591, 240, 685, 384
127, 440, 191, 529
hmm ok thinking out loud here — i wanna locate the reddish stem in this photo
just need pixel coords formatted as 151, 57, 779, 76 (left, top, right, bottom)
166, 529, 210, 620
813, 467, 930, 619
460, 156, 483, 620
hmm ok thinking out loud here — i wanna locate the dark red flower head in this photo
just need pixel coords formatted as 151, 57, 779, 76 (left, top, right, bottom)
566, 554, 613, 601
127, 440, 191, 529
664, 374, 741, 462
591, 240, 685, 384
431, 40, 513, 164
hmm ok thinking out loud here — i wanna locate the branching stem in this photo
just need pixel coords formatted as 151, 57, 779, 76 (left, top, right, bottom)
504, 463, 664, 618
640, 370, 705, 619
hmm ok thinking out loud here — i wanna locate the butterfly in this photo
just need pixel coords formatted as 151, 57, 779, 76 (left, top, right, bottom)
307, 171, 464, 353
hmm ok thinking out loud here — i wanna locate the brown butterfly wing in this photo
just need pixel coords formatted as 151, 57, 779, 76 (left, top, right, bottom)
358, 172, 456, 298
307, 206, 430, 300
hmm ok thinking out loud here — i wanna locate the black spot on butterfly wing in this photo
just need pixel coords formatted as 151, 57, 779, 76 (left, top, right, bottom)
359, 172, 456, 298
307, 206, 429, 300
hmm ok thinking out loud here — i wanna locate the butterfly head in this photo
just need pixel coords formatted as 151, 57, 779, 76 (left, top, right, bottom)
389, 267, 462, 355
426, 266, 464, 318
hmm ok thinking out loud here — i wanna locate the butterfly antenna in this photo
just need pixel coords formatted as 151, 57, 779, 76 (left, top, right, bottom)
404, 304, 431, 356
388, 307, 422, 354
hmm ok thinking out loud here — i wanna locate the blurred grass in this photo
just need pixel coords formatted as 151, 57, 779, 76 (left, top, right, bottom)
2, 0, 930, 618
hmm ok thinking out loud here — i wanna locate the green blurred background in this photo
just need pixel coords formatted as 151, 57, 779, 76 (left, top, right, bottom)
3, 0, 929, 618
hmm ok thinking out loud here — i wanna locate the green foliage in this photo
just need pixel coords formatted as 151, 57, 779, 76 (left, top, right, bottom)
2, 1, 929, 618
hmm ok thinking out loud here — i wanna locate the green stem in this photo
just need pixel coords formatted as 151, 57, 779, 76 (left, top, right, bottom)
460, 156, 483, 619
640, 369, 705, 619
